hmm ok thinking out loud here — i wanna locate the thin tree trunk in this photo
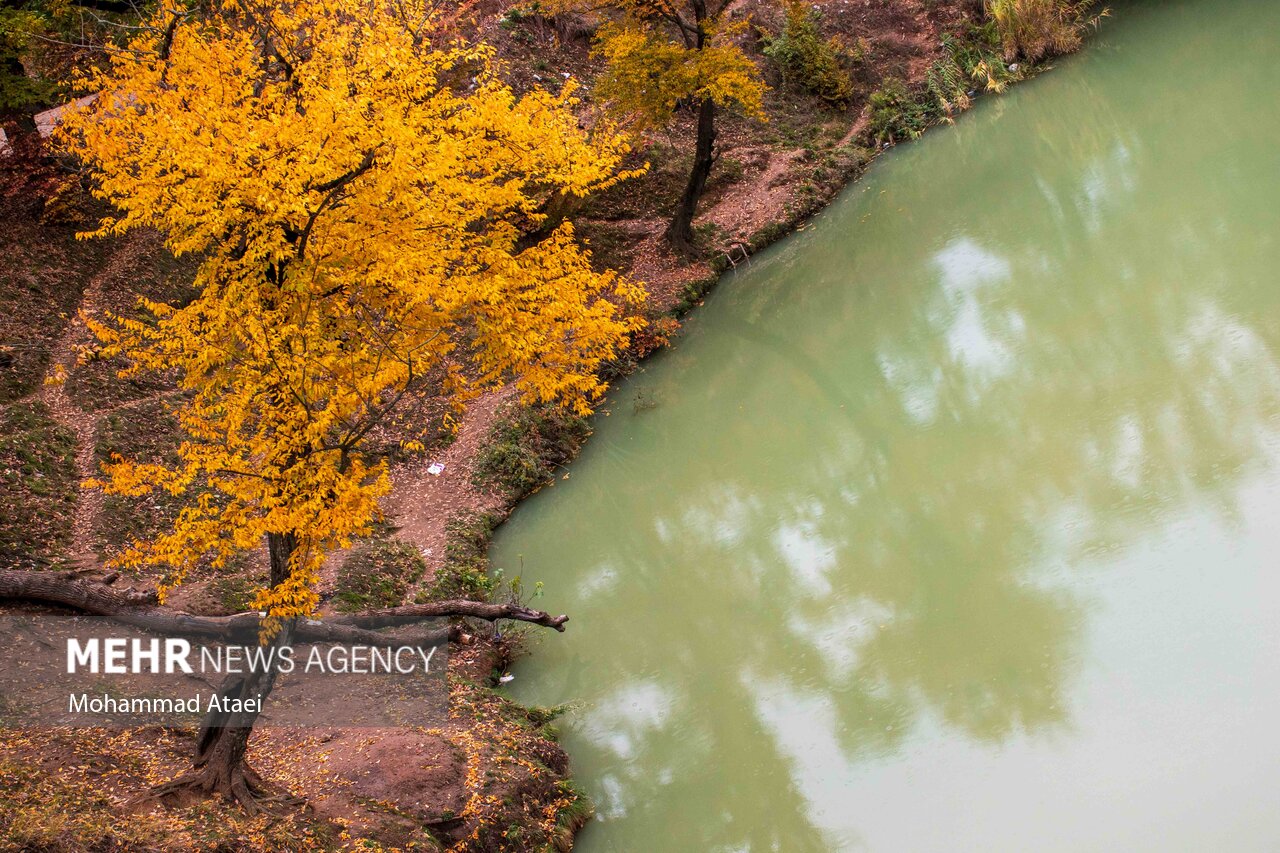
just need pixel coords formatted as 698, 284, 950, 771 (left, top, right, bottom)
665, 97, 717, 254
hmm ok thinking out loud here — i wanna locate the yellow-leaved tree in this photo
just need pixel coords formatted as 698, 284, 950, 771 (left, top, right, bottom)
555, 0, 766, 252
58, 0, 643, 807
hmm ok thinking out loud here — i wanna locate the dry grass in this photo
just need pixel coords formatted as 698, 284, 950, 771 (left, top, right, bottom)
985, 0, 1095, 61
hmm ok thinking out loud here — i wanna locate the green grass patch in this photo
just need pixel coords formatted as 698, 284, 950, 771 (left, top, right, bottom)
420, 511, 502, 603
0, 400, 77, 570
472, 404, 590, 500
334, 539, 426, 612
92, 397, 183, 562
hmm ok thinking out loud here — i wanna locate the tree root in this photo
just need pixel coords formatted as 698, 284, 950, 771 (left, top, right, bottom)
144, 762, 306, 816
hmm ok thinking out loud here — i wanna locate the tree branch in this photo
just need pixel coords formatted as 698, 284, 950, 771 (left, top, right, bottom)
294, 147, 379, 259
312, 148, 378, 194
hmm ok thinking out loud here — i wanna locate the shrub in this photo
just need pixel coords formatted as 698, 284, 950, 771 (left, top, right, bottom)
943, 26, 1014, 94
868, 78, 931, 143
926, 29, 1013, 116
762, 0, 853, 104
472, 403, 591, 499
499, 2, 544, 30
333, 540, 425, 612
926, 55, 970, 116
984, 0, 1095, 62
869, 27, 1016, 145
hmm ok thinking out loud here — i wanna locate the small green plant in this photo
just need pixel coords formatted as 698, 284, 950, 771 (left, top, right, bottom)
499, 2, 544, 30
484, 559, 548, 648
926, 55, 970, 117
762, 0, 853, 103
333, 540, 425, 612
472, 403, 591, 499
868, 78, 932, 143
491, 565, 543, 609
943, 26, 1014, 93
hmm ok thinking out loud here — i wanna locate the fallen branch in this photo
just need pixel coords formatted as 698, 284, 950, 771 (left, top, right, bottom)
0, 570, 568, 644
331, 599, 569, 632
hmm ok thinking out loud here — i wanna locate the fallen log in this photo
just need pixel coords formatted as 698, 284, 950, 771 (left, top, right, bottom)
0, 569, 568, 644
331, 599, 569, 632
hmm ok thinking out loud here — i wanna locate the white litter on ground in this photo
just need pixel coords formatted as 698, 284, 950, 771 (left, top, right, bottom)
427, 461, 445, 476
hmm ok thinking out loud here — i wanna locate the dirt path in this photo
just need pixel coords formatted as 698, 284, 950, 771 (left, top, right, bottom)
381, 385, 517, 574
705, 147, 806, 245
35, 234, 143, 570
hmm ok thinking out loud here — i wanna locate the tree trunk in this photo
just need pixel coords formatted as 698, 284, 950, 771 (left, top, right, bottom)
152, 619, 299, 812
152, 531, 300, 812
665, 97, 717, 254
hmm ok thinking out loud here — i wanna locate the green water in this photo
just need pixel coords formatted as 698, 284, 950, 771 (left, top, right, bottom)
490, 2, 1280, 849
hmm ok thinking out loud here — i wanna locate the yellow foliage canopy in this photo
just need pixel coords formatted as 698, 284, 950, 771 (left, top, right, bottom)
592, 18, 766, 128
58, 0, 645, 632
546, 0, 765, 128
